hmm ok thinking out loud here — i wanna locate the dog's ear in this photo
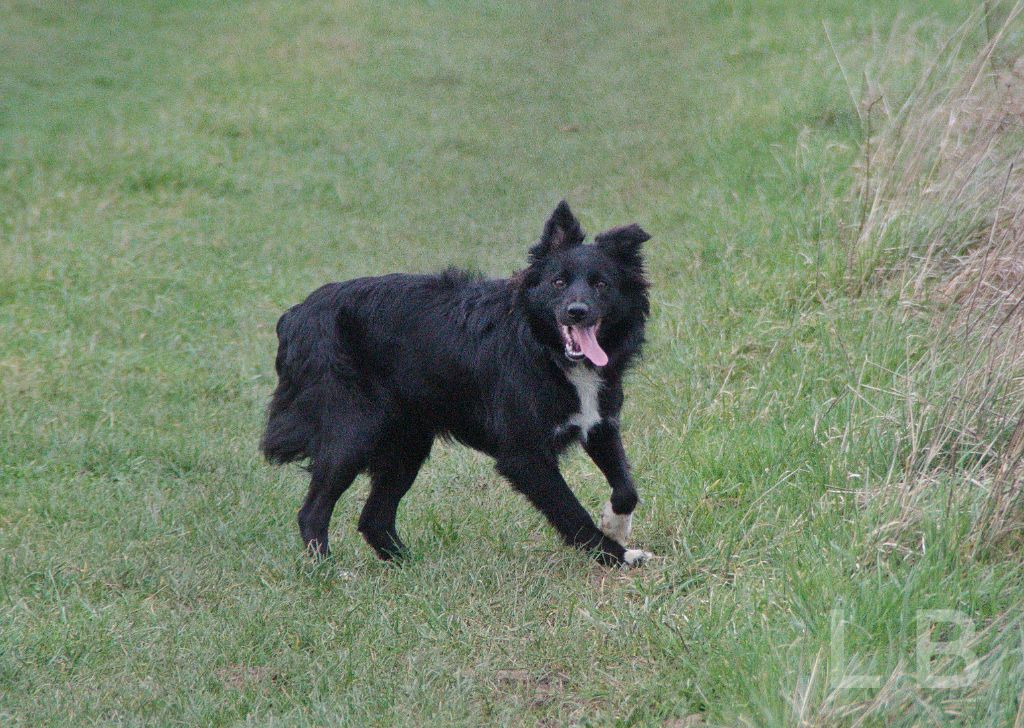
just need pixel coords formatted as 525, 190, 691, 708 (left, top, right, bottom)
595, 224, 651, 263
528, 200, 585, 261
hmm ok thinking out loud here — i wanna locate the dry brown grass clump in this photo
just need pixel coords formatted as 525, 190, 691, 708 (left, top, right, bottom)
839, 4, 1024, 551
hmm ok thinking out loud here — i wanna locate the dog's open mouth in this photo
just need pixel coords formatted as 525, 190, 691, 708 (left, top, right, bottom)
559, 322, 608, 367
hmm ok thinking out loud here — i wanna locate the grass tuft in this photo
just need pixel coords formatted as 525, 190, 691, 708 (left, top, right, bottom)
838, 2, 1024, 553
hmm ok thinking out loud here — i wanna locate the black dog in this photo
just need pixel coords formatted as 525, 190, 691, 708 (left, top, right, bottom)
261, 201, 652, 566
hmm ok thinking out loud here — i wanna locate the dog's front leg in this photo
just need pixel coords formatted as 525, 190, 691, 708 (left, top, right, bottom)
583, 422, 641, 548
496, 453, 648, 567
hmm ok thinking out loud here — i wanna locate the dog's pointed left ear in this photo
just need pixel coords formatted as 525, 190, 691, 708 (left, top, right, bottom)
528, 200, 585, 262
595, 224, 651, 261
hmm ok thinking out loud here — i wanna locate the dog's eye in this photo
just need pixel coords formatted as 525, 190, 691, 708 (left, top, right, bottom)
552, 278, 566, 289
594, 279, 608, 291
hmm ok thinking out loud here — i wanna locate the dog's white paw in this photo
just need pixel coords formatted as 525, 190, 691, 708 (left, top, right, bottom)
599, 501, 632, 546
622, 548, 652, 567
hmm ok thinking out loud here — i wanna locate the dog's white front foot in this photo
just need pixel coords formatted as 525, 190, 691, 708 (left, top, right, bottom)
622, 548, 652, 567
600, 501, 632, 546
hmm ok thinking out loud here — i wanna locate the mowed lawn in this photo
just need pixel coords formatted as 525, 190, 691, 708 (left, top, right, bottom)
3, 1, 1018, 726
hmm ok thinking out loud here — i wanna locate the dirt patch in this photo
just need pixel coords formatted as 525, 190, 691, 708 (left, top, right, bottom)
215, 665, 282, 690
494, 668, 569, 708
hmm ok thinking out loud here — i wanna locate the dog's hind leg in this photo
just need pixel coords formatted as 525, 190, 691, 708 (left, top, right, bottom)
298, 456, 361, 558
298, 416, 379, 557
359, 431, 433, 560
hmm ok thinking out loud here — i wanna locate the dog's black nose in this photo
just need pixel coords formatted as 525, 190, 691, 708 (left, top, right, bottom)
566, 302, 589, 322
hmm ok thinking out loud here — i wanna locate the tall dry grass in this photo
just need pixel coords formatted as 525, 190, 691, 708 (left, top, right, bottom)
837, 3, 1024, 553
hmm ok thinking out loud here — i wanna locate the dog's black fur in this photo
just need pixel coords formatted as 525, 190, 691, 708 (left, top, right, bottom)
261, 201, 650, 565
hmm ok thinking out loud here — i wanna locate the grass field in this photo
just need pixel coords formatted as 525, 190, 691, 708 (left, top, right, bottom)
3, 1, 1023, 725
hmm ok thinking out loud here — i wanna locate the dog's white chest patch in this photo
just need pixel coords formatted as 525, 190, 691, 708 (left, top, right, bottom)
565, 366, 602, 439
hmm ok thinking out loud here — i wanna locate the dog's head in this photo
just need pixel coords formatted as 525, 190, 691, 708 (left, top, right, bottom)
518, 201, 650, 367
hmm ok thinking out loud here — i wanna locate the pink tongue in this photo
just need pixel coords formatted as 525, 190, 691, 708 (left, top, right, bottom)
574, 325, 608, 367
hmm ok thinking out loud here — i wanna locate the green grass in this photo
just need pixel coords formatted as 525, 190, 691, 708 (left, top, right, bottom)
2, 1, 1021, 725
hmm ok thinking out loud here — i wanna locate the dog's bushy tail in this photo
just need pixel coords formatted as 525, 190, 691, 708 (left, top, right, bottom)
260, 309, 317, 465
